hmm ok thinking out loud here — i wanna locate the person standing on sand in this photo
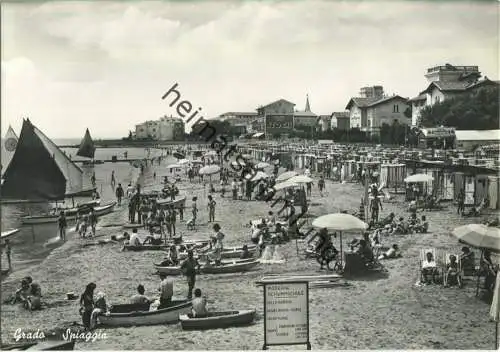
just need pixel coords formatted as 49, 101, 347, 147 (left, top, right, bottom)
115, 183, 124, 206
58, 211, 67, 241
180, 250, 200, 300
191, 197, 198, 226
79, 283, 96, 330
91, 172, 96, 187
457, 189, 465, 215
89, 209, 98, 237
318, 176, 325, 197
170, 206, 177, 237
111, 171, 116, 189
4, 239, 12, 271
207, 195, 216, 222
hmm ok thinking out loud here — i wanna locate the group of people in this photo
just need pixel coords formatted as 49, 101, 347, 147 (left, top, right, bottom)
13, 276, 42, 311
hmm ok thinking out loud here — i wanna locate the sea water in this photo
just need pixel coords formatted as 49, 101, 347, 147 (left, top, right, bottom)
0, 145, 163, 275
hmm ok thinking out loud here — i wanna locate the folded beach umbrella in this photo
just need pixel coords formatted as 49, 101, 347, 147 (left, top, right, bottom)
245, 171, 269, 182
452, 224, 500, 253
287, 175, 313, 184
404, 173, 433, 183
490, 271, 500, 350
276, 171, 298, 182
273, 181, 299, 191
199, 164, 220, 175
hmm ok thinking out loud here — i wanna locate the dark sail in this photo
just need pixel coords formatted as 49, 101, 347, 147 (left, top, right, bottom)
1, 119, 67, 200
76, 128, 96, 159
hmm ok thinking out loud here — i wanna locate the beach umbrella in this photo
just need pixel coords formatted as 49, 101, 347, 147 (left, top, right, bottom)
204, 150, 217, 157
452, 224, 500, 253
246, 171, 269, 182
312, 213, 368, 269
199, 164, 220, 176
231, 160, 246, 167
242, 154, 252, 159
178, 159, 190, 165
404, 173, 433, 183
288, 175, 313, 184
167, 164, 182, 169
490, 271, 500, 349
256, 162, 271, 169
273, 181, 299, 191
276, 171, 298, 182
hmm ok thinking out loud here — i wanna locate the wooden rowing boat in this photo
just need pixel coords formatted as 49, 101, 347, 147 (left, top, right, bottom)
21, 202, 116, 225
179, 309, 256, 330
154, 258, 256, 275
201, 260, 259, 274
156, 196, 186, 209
123, 240, 210, 252
178, 245, 258, 260
98, 300, 191, 327
1, 228, 20, 240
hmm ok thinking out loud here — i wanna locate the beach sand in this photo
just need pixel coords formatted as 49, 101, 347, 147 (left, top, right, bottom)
1, 161, 497, 350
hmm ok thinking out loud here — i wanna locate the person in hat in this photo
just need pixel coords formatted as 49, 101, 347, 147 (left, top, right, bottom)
90, 291, 108, 330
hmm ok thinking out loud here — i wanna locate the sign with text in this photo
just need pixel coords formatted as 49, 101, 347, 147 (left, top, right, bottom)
263, 281, 310, 349
265, 114, 293, 134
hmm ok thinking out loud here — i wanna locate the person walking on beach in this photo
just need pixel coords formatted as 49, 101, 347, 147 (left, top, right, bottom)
318, 176, 325, 197
231, 178, 237, 200
91, 172, 96, 187
111, 171, 116, 189
207, 195, 216, 222
58, 211, 67, 241
79, 282, 96, 331
115, 183, 124, 206
4, 239, 12, 271
180, 250, 200, 300
89, 209, 98, 237
158, 273, 173, 309
129, 197, 136, 223
170, 206, 177, 237
126, 183, 134, 199
191, 197, 198, 226
457, 189, 465, 215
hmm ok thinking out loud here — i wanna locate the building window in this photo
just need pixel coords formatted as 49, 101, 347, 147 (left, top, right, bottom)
393, 105, 399, 113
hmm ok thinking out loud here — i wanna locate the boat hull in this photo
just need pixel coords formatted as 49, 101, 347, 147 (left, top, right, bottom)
155, 259, 257, 275
178, 245, 257, 260
1, 229, 20, 239
21, 202, 116, 225
123, 240, 210, 252
179, 309, 256, 330
99, 300, 191, 327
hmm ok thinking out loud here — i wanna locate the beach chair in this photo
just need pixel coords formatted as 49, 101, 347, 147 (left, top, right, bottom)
419, 248, 441, 284
443, 253, 463, 288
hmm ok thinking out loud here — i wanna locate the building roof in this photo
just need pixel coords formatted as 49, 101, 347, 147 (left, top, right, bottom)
259, 99, 295, 109
345, 95, 408, 110
294, 111, 317, 117
409, 93, 426, 102
420, 78, 499, 95
331, 111, 350, 119
219, 112, 258, 117
455, 129, 500, 141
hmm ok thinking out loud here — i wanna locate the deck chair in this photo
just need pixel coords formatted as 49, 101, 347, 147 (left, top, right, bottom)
443, 253, 463, 288
419, 248, 441, 284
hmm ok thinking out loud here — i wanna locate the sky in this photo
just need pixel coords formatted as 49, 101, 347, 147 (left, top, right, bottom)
1, 0, 498, 139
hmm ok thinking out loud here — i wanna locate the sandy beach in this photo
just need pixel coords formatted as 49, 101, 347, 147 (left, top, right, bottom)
0, 158, 497, 350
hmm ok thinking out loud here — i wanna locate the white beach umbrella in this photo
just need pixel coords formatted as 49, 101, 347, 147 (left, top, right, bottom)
276, 171, 298, 182
178, 159, 190, 165
404, 173, 433, 183
167, 164, 182, 169
273, 181, 299, 191
246, 171, 269, 182
204, 150, 217, 157
452, 224, 500, 253
242, 154, 252, 159
312, 213, 368, 269
199, 164, 220, 175
288, 175, 314, 184
231, 160, 246, 167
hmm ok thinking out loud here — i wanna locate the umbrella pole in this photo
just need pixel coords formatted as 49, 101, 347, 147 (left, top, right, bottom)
339, 232, 343, 270
496, 321, 498, 350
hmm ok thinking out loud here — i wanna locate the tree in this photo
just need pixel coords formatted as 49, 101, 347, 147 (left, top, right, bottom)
419, 85, 499, 130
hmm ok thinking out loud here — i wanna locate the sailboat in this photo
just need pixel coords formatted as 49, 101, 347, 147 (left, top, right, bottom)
1, 125, 19, 179
77, 128, 100, 165
1, 119, 95, 202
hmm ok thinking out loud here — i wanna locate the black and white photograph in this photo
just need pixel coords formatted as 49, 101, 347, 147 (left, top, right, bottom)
1, 0, 499, 350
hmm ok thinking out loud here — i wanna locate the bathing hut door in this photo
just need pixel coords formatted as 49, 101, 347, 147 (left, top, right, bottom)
464, 175, 475, 205
475, 175, 488, 205
454, 172, 465, 201
443, 173, 454, 201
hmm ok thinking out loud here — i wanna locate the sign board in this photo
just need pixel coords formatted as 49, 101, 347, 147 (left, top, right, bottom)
265, 115, 293, 134
263, 281, 310, 350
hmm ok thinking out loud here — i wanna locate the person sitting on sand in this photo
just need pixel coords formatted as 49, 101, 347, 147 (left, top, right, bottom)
14, 279, 36, 310
131, 284, 151, 305
421, 251, 439, 284
356, 239, 374, 264
378, 244, 402, 260
191, 288, 208, 318
274, 223, 289, 243
240, 245, 252, 259
80, 283, 96, 330
444, 255, 462, 288
381, 212, 395, 227
90, 291, 108, 330
414, 215, 428, 233
128, 228, 142, 247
